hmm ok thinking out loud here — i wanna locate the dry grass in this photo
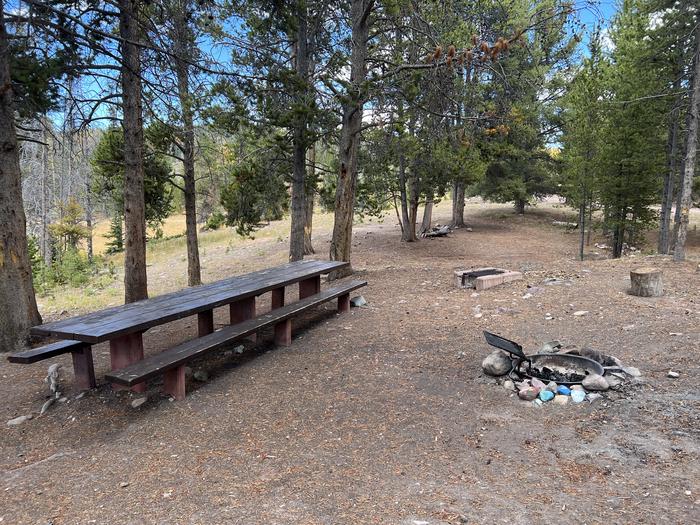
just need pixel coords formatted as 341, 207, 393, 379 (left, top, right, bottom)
37, 197, 699, 320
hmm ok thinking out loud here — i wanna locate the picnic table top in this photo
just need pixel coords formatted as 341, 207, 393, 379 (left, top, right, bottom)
31, 260, 349, 344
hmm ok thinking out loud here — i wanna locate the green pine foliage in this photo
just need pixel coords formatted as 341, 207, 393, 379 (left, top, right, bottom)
105, 214, 124, 254
220, 160, 288, 237
92, 127, 174, 229
596, 0, 669, 256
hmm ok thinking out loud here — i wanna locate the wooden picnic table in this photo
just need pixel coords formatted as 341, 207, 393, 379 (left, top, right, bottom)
31, 259, 348, 391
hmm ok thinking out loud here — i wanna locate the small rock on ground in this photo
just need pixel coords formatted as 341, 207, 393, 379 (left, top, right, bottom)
482, 351, 512, 376
7, 414, 33, 426
518, 387, 539, 401
193, 370, 209, 382
622, 366, 642, 377
667, 371, 680, 378
350, 295, 368, 307
582, 374, 609, 391
553, 394, 569, 405
571, 390, 586, 403
131, 397, 147, 408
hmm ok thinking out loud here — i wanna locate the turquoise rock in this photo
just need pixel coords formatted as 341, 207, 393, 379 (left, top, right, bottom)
539, 390, 555, 402
557, 385, 571, 396
571, 390, 586, 403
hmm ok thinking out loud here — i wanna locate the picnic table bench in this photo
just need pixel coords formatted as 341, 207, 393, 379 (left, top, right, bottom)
10, 260, 366, 400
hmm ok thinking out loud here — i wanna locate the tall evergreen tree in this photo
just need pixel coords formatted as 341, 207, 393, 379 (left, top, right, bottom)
597, 0, 667, 258
560, 32, 605, 260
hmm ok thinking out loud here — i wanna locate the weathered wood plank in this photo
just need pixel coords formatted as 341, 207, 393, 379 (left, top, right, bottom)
38, 260, 329, 336
32, 260, 349, 342
7, 340, 88, 364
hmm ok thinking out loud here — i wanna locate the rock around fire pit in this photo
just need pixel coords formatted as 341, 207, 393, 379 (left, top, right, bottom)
454, 267, 522, 291
481, 331, 642, 407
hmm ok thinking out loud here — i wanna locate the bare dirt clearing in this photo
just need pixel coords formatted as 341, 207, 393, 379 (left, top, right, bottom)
2, 200, 699, 524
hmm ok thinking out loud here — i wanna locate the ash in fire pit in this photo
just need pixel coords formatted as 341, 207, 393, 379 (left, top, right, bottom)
454, 267, 522, 291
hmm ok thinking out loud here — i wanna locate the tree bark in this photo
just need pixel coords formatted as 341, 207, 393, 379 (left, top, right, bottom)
289, 1, 310, 262
451, 180, 466, 227
329, 0, 373, 277
586, 191, 593, 245
673, 26, 700, 262
398, 144, 414, 242
304, 142, 315, 255
515, 199, 526, 215
173, 6, 201, 286
630, 267, 663, 297
41, 122, 51, 267
659, 81, 682, 254
119, 0, 148, 303
578, 193, 585, 261
0, 5, 42, 351
419, 193, 433, 235
85, 173, 93, 262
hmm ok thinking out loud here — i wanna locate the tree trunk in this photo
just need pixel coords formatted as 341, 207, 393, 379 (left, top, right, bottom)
0, 6, 42, 351
329, 0, 373, 278
289, 1, 310, 262
173, 9, 202, 286
304, 142, 316, 255
673, 26, 700, 262
612, 206, 625, 259
419, 193, 434, 235
515, 199, 526, 215
586, 190, 593, 246
659, 81, 682, 254
41, 123, 51, 267
451, 180, 466, 227
119, 0, 148, 303
578, 194, 585, 261
408, 175, 419, 239
85, 172, 93, 263
398, 146, 414, 242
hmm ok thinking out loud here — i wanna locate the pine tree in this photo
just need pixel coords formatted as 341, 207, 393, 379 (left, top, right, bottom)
560, 31, 606, 260
597, 0, 668, 258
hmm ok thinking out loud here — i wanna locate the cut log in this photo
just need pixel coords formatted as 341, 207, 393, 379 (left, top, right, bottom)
630, 267, 663, 297
422, 225, 450, 238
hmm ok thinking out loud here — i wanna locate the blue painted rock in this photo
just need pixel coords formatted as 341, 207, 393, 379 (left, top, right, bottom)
571, 390, 586, 403
539, 390, 555, 402
557, 385, 571, 396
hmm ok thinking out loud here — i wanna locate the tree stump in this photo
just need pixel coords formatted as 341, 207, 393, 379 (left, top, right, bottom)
630, 267, 663, 297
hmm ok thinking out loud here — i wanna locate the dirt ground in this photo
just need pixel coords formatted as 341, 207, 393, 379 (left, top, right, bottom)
2, 200, 699, 524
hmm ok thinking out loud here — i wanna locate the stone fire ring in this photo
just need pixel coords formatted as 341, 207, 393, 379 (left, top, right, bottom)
455, 267, 523, 291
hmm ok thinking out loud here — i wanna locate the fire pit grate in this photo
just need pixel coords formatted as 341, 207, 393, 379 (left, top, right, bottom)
483, 331, 604, 385
464, 269, 506, 279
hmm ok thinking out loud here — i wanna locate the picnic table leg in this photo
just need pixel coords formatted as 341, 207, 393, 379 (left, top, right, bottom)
299, 275, 320, 299
271, 287, 285, 309
198, 310, 214, 336
274, 319, 292, 346
230, 296, 256, 342
70, 345, 96, 390
271, 286, 291, 346
338, 293, 350, 313
109, 332, 146, 393
163, 365, 186, 401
